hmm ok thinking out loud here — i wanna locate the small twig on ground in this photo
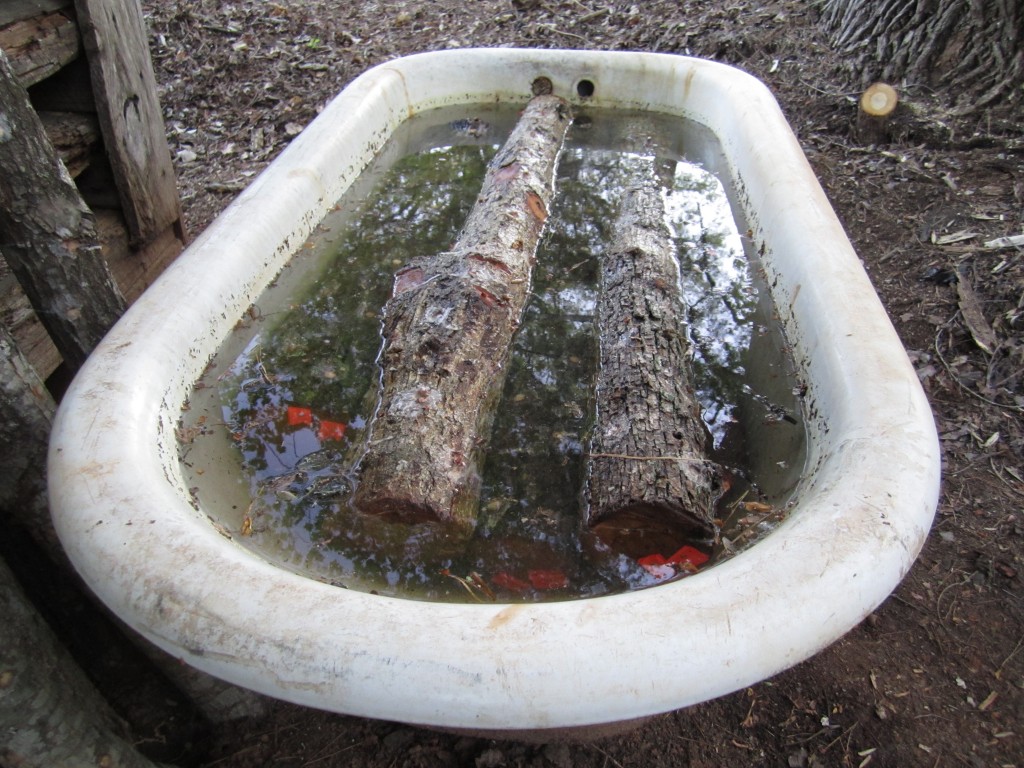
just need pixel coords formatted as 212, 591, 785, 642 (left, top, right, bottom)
934, 323, 1023, 413
535, 22, 588, 42
995, 635, 1024, 679
590, 745, 625, 768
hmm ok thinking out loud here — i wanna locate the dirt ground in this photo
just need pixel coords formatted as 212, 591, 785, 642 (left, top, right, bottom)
137, 1, 1023, 766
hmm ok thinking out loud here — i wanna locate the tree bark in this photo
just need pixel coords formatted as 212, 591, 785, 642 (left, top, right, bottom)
0, 556, 161, 768
354, 94, 572, 530
586, 161, 719, 557
820, 0, 1024, 111
0, 47, 126, 371
0, 321, 55, 545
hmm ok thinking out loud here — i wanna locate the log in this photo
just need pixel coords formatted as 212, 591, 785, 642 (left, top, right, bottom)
586, 161, 719, 557
0, 321, 55, 544
0, 47, 126, 370
0, 556, 162, 768
354, 94, 572, 530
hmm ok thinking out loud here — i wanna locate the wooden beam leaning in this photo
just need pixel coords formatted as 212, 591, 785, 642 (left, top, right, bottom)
0, 48, 126, 371
73, 0, 183, 245
354, 94, 572, 531
586, 160, 719, 556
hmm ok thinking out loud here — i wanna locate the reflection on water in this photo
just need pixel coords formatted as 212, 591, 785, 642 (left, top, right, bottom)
178, 105, 806, 602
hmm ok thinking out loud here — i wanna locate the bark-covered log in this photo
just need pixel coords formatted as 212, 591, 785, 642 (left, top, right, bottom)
0, 321, 55, 547
354, 94, 572, 530
0, 556, 161, 768
0, 48, 126, 371
820, 0, 1024, 111
586, 162, 719, 555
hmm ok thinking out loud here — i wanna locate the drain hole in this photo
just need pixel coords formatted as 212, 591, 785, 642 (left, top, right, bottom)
531, 76, 554, 96
576, 79, 595, 99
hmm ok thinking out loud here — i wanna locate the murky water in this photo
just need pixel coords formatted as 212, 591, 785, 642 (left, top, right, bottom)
178, 104, 806, 602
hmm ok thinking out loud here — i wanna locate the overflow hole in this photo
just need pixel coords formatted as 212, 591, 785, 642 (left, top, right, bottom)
576, 79, 595, 99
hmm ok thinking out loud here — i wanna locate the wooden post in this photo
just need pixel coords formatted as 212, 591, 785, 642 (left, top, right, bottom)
586, 160, 719, 558
73, 0, 184, 245
354, 94, 572, 530
0, 47, 126, 370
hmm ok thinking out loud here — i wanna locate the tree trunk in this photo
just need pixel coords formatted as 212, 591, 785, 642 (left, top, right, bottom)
0, 47, 126, 371
0, 556, 161, 768
354, 94, 572, 530
820, 0, 1024, 111
586, 161, 719, 558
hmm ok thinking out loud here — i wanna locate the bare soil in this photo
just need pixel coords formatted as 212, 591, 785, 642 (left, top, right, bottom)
140, 1, 1024, 766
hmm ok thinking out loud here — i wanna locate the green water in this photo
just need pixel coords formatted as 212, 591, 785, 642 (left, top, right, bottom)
178, 104, 806, 602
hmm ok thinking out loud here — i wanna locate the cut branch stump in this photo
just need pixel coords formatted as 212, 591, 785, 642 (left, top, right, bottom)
856, 82, 898, 145
354, 94, 572, 530
586, 160, 719, 556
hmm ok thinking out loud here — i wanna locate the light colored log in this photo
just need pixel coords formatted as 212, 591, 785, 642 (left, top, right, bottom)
354, 94, 572, 530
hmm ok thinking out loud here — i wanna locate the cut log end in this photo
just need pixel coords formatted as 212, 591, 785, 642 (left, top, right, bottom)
860, 82, 899, 117
856, 82, 899, 145
356, 496, 452, 527
590, 504, 715, 561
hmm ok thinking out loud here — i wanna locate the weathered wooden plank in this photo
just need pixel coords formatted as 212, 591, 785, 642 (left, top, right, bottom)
0, 8, 81, 87
0, 281, 63, 379
38, 109, 100, 176
0, 47, 126, 370
73, 0, 182, 245
354, 95, 572, 530
96, 210, 184, 303
586, 160, 720, 557
0, 0, 72, 29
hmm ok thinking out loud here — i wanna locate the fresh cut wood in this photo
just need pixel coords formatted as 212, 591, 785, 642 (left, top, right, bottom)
586, 159, 720, 557
354, 94, 572, 530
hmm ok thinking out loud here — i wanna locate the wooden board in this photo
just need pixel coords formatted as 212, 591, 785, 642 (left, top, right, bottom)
0, 8, 81, 87
38, 110, 100, 176
73, 0, 183, 245
0, 0, 72, 29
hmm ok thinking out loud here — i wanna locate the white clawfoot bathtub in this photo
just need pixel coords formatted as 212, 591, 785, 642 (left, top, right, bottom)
49, 50, 940, 738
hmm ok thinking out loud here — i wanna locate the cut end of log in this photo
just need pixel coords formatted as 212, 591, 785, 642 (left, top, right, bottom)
357, 497, 435, 524
860, 82, 898, 117
591, 504, 716, 561
355, 494, 475, 533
